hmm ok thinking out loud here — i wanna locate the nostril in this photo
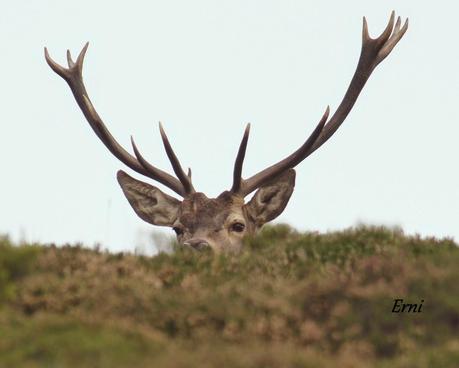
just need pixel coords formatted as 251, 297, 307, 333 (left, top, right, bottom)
196, 241, 209, 250
183, 239, 209, 250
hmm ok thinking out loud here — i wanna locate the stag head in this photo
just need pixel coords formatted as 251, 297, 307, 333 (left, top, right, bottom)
45, 12, 408, 251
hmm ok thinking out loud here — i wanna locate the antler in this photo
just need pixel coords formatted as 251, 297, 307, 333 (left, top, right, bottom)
44, 43, 194, 197
231, 11, 408, 197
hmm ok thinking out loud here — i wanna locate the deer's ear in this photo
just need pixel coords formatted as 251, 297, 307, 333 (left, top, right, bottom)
245, 169, 295, 227
117, 170, 181, 227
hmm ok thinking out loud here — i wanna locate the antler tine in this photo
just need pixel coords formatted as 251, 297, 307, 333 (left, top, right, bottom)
44, 47, 68, 79
378, 18, 408, 64
237, 107, 329, 196
45, 44, 188, 197
66, 50, 75, 68
129, 136, 185, 196
236, 11, 408, 197
158, 122, 195, 194
376, 10, 395, 45
231, 123, 251, 193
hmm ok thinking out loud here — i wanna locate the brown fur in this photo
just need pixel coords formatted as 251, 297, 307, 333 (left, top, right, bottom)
117, 169, 296, 252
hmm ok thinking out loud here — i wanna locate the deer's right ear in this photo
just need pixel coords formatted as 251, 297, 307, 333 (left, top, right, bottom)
244, 169, 296, 228
117, 170, 181, 227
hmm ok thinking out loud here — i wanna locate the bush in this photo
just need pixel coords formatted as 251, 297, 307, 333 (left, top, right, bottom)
1, 225, 458, 367
0, 235, 41, 303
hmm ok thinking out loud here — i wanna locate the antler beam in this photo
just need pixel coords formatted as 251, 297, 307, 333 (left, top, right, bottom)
231, 11, 408, 197
44, 43, 194, 197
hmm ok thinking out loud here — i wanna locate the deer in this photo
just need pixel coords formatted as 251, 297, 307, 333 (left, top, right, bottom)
45, 12, 408, 252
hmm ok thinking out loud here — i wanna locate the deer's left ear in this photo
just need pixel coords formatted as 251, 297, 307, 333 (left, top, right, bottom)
244, 169, 295, 227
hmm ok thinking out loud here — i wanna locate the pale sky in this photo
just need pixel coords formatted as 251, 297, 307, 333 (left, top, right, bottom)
1, 1, 458, 252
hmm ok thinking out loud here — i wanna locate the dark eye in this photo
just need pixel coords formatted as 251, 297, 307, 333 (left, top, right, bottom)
231, 222, 245, 233
173, 227, 184, 236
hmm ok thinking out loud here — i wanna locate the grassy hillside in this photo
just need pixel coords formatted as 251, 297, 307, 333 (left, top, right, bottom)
1, 225, 459, 367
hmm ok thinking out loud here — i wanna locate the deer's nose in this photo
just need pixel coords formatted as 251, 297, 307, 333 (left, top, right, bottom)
183, 238, 210, 250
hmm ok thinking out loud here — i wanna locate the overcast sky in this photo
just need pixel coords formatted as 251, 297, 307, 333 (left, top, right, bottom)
1, 1, 457, 252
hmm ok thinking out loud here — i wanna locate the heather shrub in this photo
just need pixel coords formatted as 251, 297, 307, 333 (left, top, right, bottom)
1, 225, 458, 367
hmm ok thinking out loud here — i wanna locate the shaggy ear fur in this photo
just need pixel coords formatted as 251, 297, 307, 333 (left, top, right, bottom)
117, 170, 181, 227
244, 169, 296, 227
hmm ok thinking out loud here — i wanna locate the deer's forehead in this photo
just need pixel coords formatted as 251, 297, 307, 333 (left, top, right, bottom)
178, 192, 244, 229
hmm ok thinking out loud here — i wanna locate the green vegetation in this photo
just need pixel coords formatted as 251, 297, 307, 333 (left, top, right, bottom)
1, 226, 459, 367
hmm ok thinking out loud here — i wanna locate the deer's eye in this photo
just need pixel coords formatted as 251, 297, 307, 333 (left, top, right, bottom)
230, 222, 245, 233
173, 227, 184, 236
